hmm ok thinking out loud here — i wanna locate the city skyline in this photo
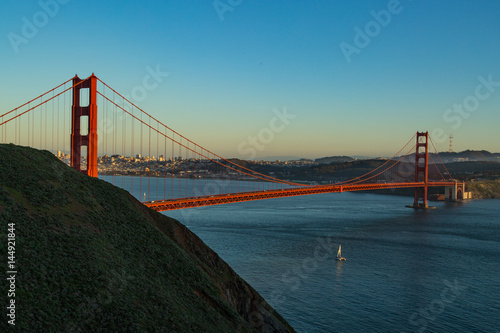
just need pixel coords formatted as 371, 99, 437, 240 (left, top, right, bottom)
1, 0, 500, 158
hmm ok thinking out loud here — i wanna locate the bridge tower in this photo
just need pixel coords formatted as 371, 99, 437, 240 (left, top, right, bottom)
412, 131, 429, 208
70, 74, 98, 177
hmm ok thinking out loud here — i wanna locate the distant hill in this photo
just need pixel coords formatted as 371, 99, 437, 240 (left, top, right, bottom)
314, 156, 355, 164
259, 156, 304, 161
425, 150, 499, 163
0, 144, 295, 333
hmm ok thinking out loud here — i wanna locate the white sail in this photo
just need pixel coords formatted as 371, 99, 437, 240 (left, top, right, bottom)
337, 245, 341, 258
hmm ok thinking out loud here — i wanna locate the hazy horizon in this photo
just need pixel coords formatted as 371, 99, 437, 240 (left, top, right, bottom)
1, 0, 499, 158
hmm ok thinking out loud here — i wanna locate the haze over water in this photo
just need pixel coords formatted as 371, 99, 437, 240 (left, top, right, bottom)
106, 176, 500, 332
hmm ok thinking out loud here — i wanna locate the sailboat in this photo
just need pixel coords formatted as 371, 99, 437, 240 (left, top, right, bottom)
336, 244, 346, 261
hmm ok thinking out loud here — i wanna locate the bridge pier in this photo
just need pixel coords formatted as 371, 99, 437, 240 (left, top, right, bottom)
70, 74, 98, 177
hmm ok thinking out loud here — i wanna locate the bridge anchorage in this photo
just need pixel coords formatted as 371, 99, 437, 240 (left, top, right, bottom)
0, 74, 468, 211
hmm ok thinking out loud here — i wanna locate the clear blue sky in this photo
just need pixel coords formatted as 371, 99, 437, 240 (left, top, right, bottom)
1, 0, 499, 158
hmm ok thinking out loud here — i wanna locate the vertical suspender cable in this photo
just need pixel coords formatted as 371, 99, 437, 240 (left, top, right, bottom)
171, 132, 174, 199
178, 136, 181, 198
164, 126, 167, 200
14, 109, 17, 145
45, 97, 47, 150
57, 92, 60, 154
131, 105, 134, 197
122, 97, 126, 189
156, 122, 159, 200
40, 97, 43, 149
51, 91, 54, 153
113, 100, 116, 186
102, 85, 106, 181
148, 117, 151, 202
140, 111, 143, 201
27, 104, 30, 147
63, 84, 66, 155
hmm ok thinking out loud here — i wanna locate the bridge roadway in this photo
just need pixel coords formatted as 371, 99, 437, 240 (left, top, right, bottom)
144, 181, 459, 211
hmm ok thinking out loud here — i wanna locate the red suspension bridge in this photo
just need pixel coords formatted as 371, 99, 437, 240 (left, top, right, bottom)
0, 74, 465, 211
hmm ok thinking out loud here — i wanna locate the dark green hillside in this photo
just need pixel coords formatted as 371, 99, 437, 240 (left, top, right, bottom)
0, 144, 294, 333
466, 179, 500, 199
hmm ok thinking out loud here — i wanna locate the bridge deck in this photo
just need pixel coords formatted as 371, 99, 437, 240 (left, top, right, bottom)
144, 181, 459, 211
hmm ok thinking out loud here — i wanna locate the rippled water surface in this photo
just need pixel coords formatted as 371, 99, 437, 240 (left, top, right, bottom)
167, 194, 500, 332
104, 177, 500, 332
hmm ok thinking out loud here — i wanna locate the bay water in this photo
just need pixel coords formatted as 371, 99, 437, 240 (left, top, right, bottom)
102, 176, 500, 332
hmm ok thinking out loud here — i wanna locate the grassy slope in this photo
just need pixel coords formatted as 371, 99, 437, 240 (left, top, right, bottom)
0, 144, 294, 333
466, 179, 500, 199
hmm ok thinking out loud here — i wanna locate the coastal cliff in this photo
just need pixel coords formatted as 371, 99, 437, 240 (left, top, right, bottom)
0, 144, 295, 333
